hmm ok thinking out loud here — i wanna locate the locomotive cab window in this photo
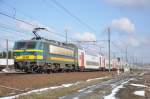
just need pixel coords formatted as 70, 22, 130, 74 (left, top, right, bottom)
14, 42, 26, 49
14, 41, 37, 49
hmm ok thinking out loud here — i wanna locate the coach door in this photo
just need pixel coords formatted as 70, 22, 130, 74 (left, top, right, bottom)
80, 52, 84, 66
78, 49, 85, 68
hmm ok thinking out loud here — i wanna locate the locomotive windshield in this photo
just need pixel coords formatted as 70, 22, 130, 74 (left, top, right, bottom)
14, 41, 37, 49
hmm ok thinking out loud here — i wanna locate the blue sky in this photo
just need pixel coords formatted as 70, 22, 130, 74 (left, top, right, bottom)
0, 0, 150, 63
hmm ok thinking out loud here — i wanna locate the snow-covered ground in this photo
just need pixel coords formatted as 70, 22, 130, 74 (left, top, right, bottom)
0, 82, 81, 99
0, 76, 110, 99
86, 76, 108, 82
78, 85, 96, 92
134, 90, 145, 97
1, 68, 17, 73
104, 79, 131, 99
130, 83, 147, 87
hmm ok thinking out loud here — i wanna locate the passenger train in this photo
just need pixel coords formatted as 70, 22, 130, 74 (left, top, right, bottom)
13, 38, 107, 73
13, 28, 117, 73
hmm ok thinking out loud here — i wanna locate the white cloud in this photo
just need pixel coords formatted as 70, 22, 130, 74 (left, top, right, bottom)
74, 32, 96, 41
106, 0, 150, 8
111, 17, 135, 34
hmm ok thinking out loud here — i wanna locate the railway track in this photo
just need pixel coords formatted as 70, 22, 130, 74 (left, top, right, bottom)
0, 67, 117, 76
0, 70, 116, 98
0, 71, 113, 77
0, 72, 28, 77
61, 73, 134, 99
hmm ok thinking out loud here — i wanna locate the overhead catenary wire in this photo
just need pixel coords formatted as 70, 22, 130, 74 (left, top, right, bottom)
1, 0, 16, 18
0, 23, 32, 36
0, 12, 37, 27
0, 1, 103, 56
0, 12, 75, 41
1, 1, 101, 44
111, 41, 126, 54
43, 0, 105, 43
0, 11, 124, 58
0, 2, 107, 54
1, 0, 35, 20
45, 0, 97, 33
1, 1, 80, 42
0, 27, 31, 40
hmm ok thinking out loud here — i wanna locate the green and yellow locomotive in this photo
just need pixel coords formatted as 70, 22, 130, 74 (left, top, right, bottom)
13, 28, 78, 73
13, 38, 80, 73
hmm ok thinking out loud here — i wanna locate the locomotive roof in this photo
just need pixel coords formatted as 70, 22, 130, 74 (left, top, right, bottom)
15, 39, 77, 49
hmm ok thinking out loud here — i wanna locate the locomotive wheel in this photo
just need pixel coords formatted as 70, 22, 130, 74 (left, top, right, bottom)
46, 69, 52, 74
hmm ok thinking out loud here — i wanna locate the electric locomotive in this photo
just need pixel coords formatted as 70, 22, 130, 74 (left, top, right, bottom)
13, 28, 78, 73
13, 38, 78, 73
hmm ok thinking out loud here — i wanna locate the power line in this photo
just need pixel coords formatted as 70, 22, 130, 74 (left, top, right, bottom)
0, 2, 104, 52
70, 40, 107, 43
43, 0, 102, 42
1, 1, 81, 42
0, 23, 25, 33
0, 23, 32, 37
0, 12, 74, 41
0, 26, 30, 37
1, 0, 39, 22
111, 41, 126, 54
1, 1, 98, 44
1, 0, 16, 18
45, 0, 97, 33
0, 5, 103, 50
1, 1, 78, 41
0, 12, 37, 27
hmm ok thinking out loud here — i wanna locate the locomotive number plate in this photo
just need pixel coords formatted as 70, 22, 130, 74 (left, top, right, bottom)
23, 56, 29, 59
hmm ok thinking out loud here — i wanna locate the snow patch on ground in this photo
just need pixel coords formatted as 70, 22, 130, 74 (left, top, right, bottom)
103, 79, 131, 99
78, 85, 96, 92
1, 68, 16, 73
139, 72, 146, 76
86, 76, 108, 82
1, 68, 9, 73
134, 90, 145, 96
84, 90, 93, 94
0, 59, 14, 65
130, 83, 147, 87
62, 84, 74, 88
0, 82, 81, 99
72, 97, 79, 99
59, 96, 66, 99
78, 88, 87, 92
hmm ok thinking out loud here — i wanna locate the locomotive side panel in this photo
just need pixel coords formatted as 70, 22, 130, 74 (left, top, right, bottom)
48, 45, 75, 63
44, 43, 77, 71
